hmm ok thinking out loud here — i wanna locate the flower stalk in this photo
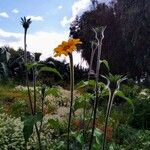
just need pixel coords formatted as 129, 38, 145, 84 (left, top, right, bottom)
102, 75, 127, 150
67, 53, 74, 150
53, 38, 82, 150
21, 17, 42, 150
89, 26, 106, 150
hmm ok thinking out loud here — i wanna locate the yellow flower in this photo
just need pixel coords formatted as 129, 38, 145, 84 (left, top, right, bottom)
54, 38, 82, 57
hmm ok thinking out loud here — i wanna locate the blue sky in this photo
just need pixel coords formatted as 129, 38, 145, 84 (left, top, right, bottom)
0, 0, 74, 33
0, 0, 110, 67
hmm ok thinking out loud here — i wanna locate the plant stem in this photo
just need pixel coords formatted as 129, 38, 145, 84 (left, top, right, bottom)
24, 29, 27, 64
40, 85, 45, 132
67, 54, 74, 150
33, 68, 42, 150
86, 106, 94, 131
102, 90, 115, 150
88, 81, 100, 150
89, 27, 105, 150
82, 104, 86, 138
88, 42, 97, 80
33, 68, 37, 114
35, 124, 42, 150
24, 28, 42, 150
24, 28, 34, 114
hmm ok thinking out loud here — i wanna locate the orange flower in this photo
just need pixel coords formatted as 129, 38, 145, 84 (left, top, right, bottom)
54, 38, 82, 57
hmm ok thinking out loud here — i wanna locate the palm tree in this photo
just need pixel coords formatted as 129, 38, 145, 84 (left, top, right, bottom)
21, 16, 32, 63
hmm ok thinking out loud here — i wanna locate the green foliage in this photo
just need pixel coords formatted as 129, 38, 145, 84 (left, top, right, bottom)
48, 119, 65, 134
21, 112, 43, 143
25, 63, 45, 71
100, 59, 110, 71
74, 93, 93, 111
130, 97, 150, 129
68, 128, 103, 150
116, 90, 134, 112
0, 113, 25, 149
39, 66, 62, 79
114, 124, 150, 150
121, 83, 141, 99
71, 1, 150, 80
11, 100, 28, 117
46, 87, 61, 97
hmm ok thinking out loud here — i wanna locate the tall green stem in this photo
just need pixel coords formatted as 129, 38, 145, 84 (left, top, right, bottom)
67, 54, 74, 150
89, 27, 106, 150
40, 85, 45, 132
88, 47, 101, 150
35, 124, 42, 150
33, 68, 37, 114
23, 27, 42, 150
88, 42, 97, 80
102, 90, 115, 150
24, 28, 34, 114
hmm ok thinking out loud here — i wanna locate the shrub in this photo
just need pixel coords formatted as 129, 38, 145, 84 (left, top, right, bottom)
113, 124, 150, 149
130, 97, 150, 129
0, 113, 25, 149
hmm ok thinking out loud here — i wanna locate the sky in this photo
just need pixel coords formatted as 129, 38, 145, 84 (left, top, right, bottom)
0, 0, 111, 67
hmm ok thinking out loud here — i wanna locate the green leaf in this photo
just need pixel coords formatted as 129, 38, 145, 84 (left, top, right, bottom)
25, 62, 44, 71
33, 112, 43, 122
74, 99, 86, 111
46, 87, 61, 97
94, 128, 102, 143
100, 59, 110, 71
74, 94, 93, 111
94, 26, 106, 33
21, 112, 43, 143
76, 134, 84, 144
76, 80, 95, 89
39, 66, 62, 79
56, 141, 66, 149
88, 128, 102, 147
48, 118, 61, 130
116, 90, 134, 112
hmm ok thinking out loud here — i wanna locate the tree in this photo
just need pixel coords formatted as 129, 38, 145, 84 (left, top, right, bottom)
70, 0, 150, 81
0, 46, 10, 77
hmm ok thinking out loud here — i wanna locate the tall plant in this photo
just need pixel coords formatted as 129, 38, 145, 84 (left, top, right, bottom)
102, 74, 127, 150
21, 17, 43, 150
54, 38, 82, 149
21, 17, 31, 64
89, 26, 106, 150
21, 16, 33, 113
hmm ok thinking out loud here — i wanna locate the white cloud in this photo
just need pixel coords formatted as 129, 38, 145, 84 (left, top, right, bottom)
61, 0, 112, 27
27, 15, 44, 21
12, 9, 19, 14
58, 5, 63, 10
72, 0, 112, 19
0, 28, 88, 67
60, 16, 71, 28
0, 12, 9, 18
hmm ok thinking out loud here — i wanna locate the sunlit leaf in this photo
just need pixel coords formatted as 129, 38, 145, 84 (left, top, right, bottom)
25, 62, 44, 71
46, 87, 61, 97
39, 66, 62, 79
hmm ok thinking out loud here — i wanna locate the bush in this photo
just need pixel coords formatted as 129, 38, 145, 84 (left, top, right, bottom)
0, 113, 25, 149
130, 97, 150, 129
113, 124, 150, 150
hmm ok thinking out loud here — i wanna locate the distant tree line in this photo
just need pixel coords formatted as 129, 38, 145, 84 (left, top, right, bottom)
0, 46, 88, 85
